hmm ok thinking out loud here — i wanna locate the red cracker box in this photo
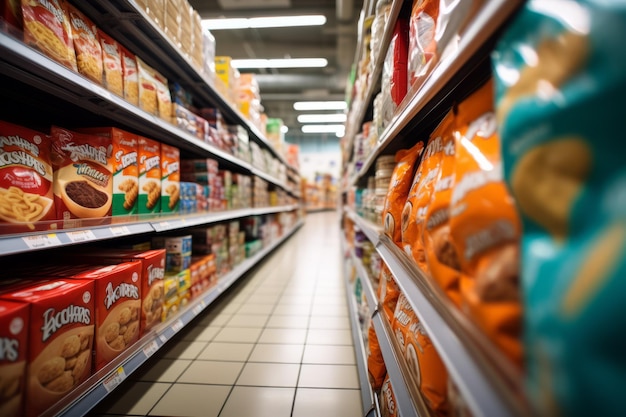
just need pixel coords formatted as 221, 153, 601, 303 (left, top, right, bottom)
71, 261, 142, 371
71, 249, 165, 337
0, 300, 29, 417
1, 279, 95, 417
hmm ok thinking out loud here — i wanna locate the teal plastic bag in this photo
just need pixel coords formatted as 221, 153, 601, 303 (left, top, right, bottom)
492, 1, 626, 415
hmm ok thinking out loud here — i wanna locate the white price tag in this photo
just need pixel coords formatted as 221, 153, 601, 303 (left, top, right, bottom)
142, 340, 159, 358
66, 230, 96, 243
171, 319, 184, 332
192, 305, 203, 316
110, 226, 130, 236
159, 221, 170, 229
22, 233, 61, 249
102, 366, 127, 393
200, 300, 206, 309
159, 334, 167, 344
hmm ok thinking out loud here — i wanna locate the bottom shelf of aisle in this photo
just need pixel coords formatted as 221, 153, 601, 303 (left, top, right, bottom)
341, 234, 379, 417
46, 219, 305, 417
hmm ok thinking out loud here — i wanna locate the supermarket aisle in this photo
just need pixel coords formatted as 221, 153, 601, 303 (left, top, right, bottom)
90, 211, 363, 417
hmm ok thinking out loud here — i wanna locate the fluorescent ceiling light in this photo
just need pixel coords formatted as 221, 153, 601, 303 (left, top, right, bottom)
281, 125, 289, 134
202, 15, 326, 30
293, 101, 348, 111
297, 114, 347, 123
231, 58, 327, 69
301, 124, 346, 133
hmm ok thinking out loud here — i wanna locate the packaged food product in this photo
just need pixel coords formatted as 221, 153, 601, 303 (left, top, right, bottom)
161, 274, 179, 321
392, 293, 449, 415
1, 279, 94, 417
137, 136, 160, 214
449, 80, 522, 365
152, 235, 192, 273
0, 121, 56, 233
380, 374, 398, 417
50, 126, 113, 227
407, 0, 439, 89
390, 16, 409, 109
97, 30, 123, 97
2, 0, 22, 31
120, 46, 139, 105
377, 263, 400, 322
153, 69, 172, 122
367, 320, 386, 391
0, 300, 28, 417
21, 0, 77, 70
70, 261, 142, 371
492, 1, 626, 414
136, 57, 158, 115
76, 127, 138, 217
402, 112, 454, 273
160, 143, 179, 214
423, 111, 462, 306
66, 4, 102, 85
382, 141, 424, 247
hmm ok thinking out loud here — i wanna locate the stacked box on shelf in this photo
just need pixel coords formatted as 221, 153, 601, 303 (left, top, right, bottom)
171, 104, 210, 141
265, 118, 284, 157
215, 56, 239, 105
253, 177, 269, 208
178, 2, 193, 58
190, 10, 204, 72
162, 0, 180, 47
219, 170, 232, 209
201, 30, 216, 85
238, 74, 263, 131
250, 142, 266, 171
198, 108, 223, 150
137, 0, 164, 28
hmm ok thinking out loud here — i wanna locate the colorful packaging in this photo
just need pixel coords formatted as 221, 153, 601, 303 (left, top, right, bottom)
402, 112, 454, 273
136, 57, 158, 116
153, 70, 172, 122
407, 0, 439, 89
66, 4, 102, 85
50, 126, 113, 227
21, 0, 77, 70
367, 321, 386, 391
492, 1, 626, 415
0, 300, 28, 417
137, 136, 160, 214
71, 262, 142, 371
423, 110, 462, 306
161, 274, 179, 322
380, 374, 398, 417
1, 279, 94, 417
390, 16, 409, 109
382, 141, 424, 247
76, 127, 138, 216
2, 0, 22, 31
449, 80, 522, 365
0, 121, 56, 233
120, 46, 139, 106
97, 30, 123, 97
160, 143, 179, 214
378, 263, 400, 323
153, 235, 192, 273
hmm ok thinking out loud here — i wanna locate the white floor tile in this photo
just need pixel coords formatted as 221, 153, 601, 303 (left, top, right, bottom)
226, 314, 269, 328
292, 388, 362, 417
257, 328, 307, 344
198, 342, 254, 362
149, 384, 231, 417
248, 343, 304, 364
266, 314, 310, 329
94, 382, 170, 415
219, 386, 295, 417
302, 345, 356, 365
177, 360, 244, 385
134, 359, 192, 382
213, 327, 263, 343
298, 364, 360, 389
306, 329, 353, 345
160, 341, 208, 360
236, 362, 300, 387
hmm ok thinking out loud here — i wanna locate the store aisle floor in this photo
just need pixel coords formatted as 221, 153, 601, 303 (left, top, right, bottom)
90, 211, 363, 417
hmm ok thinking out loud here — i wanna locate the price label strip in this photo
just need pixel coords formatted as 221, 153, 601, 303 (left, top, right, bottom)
192, 305, 203, 316
110, 226, 130, 236
102, 366, 127, 393
171, 319, 184, 333
142, 340, 159, 358
22, 233, 62, 249
66, 230, 96, 243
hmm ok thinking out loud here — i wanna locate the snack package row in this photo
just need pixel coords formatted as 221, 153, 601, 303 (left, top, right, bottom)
492, 0, 626, 415
382, 79, 523, 367
0, 121, 181, 233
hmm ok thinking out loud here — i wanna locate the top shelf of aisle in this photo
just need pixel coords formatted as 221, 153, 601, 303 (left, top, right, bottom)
346, 0, 524, 188
76, 0, 297, 174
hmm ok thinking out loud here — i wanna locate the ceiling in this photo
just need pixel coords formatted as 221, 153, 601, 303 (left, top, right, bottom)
188, 0, 363, 141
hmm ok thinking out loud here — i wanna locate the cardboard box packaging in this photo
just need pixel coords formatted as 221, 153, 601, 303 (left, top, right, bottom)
0, 300, 29, 417
138, 137, 161, 214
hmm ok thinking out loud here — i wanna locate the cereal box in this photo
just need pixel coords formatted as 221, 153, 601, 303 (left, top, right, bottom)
97, 29, 123, 97
152, 235, 191, 273
21, 0, 77, 70
137, 136, 160, 214
1, 279, 95, 417
66, 4, 102, 85
160, 143, 179, 214
120, 46, 139, 106
50, 126, 113, 227
71, 261, 142, 371
0, 121, 56, 233
76, 127, 138, 216
0, 300, 28, 417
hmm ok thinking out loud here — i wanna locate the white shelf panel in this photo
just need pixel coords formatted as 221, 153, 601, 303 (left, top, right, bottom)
46, 221, 304, 417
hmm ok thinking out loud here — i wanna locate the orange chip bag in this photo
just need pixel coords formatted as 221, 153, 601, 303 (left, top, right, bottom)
449, 79, 522, 365
423, 112, 462, 306
22, 0, 77, 71
392, 293, 449, 416
367, 321, 386, 391
408, 0, 440, 89
402, 112, 454, 273
98, 29, 123, 97
380, 374, 398, 417
378, 263, 400, 323
382, 141, 424, 247
66, 4, 102, 85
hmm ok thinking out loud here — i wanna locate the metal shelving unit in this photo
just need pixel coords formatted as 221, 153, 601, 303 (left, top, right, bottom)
345, 207, 382, 246
44, 221, 304, 417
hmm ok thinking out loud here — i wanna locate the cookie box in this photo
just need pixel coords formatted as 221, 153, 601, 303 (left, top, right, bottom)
0, 300, 29, 417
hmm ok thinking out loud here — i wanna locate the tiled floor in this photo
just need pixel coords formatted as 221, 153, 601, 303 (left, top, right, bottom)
90, 211, 363, 417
